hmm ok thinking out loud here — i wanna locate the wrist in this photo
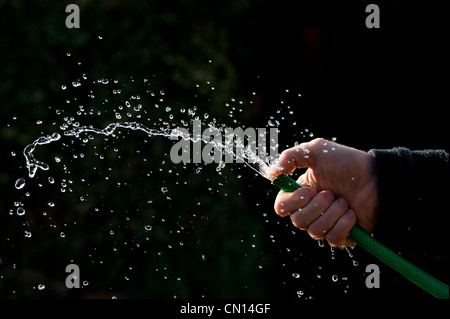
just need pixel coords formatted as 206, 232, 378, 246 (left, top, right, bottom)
357, 152, 379, 234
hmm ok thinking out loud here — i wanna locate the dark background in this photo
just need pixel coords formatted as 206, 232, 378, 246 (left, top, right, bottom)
0, 0, 447, 301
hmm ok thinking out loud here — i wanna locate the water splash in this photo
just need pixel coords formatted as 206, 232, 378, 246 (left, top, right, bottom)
15, 178, 26, 189
12, 71, 306, 298
23, 121, 272, 181
23, 132, 61, 178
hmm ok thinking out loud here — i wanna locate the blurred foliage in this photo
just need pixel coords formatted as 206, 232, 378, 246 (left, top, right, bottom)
0, 0, 446, 299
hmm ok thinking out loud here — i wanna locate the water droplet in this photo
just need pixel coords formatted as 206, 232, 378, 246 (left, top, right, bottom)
15, 178, 26, 189
317, 239, 325, 247
48, 176, 55, 184
60, 232, 65, 238
144, 225, 152, 231
161, 187, 168, 193
48, 202, 55, 207
61, 85, 67, 90
216, 160, 225, 172
38, 284, 45, 290
344, 246, 353, 258
292, 273, 300, 279
72, 81, 81, 87
16, 207, 25, 216
332, 274, 339, 282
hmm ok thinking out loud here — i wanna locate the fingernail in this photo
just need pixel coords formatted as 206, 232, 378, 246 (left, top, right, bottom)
338, 198, 347, 207
325, 191, 334, 201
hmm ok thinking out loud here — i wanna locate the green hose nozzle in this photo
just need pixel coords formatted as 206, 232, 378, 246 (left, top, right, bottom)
272, 174, 449, 299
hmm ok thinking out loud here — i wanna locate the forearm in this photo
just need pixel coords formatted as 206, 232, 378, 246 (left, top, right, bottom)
369, 147, 449, 255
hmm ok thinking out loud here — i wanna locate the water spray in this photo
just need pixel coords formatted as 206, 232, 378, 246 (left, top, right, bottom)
18, 121, 449, 299
272, 174, 449, 299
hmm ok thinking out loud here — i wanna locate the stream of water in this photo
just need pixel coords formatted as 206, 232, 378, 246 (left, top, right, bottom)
8, 72, 358, 299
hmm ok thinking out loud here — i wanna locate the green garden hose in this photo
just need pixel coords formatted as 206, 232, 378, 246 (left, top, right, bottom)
272, 174, 449, 299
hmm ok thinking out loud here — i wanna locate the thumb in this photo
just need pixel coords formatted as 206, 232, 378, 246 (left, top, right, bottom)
265, 139, 322, 180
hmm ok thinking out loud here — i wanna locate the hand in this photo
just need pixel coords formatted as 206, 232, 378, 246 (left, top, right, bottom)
266, 138, 379, 246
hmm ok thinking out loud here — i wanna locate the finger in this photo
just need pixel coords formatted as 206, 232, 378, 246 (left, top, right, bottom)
290, 190, 335, 230
296, 173, 310, 188
307, 198, 349, 240
325, 209, 357, 247
265, 138, 326, 180
274, 187, 317, 217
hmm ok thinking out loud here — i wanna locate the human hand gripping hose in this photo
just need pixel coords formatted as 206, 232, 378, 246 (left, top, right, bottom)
272, 174, 449, 299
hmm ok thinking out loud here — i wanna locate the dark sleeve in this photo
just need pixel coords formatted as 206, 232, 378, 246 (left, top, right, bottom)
369, 147, 449, 258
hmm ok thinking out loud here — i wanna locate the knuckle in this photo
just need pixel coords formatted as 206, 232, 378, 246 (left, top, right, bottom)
325, 232, 343, 247
293, 188, 314, 206
341, 209, 357, 228
311, 137, 326, 146
279, 149, 294, 164
279, 148, 290, 158
317, 190, 334, 207
307, 224, 325, 239
290, 211, 308, 230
